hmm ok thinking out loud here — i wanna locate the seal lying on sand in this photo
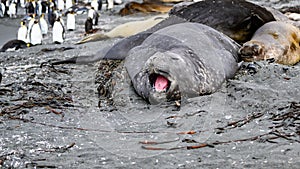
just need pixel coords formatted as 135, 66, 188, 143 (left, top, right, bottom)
169, 0, 276, 43
107, 23, 240, 104
41, 22, 240, 104
239, 21, 300, 65
76, 14, 168, 44
96, 0, 276, 60
119, 1, 173, 16
0, 39, 28, 52
76, 0, 276, 45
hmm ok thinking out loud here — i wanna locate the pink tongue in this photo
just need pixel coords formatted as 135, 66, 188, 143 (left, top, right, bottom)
154, 75, 168, 91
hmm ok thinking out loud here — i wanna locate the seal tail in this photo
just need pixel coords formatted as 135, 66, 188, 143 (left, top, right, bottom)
75, 33, 109, 44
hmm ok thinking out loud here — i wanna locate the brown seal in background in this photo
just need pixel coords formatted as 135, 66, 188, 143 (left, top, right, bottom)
239, 21, 300, 65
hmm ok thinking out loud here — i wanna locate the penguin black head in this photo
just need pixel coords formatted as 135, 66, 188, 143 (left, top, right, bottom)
20, 20, 26, 26
56, 16, 61, 22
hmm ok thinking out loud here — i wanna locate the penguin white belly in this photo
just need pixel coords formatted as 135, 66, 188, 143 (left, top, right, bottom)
20, 0, 25, 7
53, 22, 64, 43
88, 10, 94, 19
57, 0, 65, 10
107, 0, 114, 9
1, 3, 5, 16
27, 19, 34, 33
40, 18, 48, 35
65, 0, 73, 9
91, 1, 98, 11
17, 26, 28, 43
67, 14, 76, 30
8, 3, 16, 17
30, 24, 42, 45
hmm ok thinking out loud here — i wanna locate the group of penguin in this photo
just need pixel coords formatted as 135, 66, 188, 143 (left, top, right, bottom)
0, 0, 127, 53
0, 10, 73, 53
0, 0, 18, 18
18, 12, 67, 46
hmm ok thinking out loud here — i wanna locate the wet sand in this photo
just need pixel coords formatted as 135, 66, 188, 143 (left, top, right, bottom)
1, 1, 300, 168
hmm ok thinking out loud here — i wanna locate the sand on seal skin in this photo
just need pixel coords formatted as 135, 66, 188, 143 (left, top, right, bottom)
0, 0, 299, 168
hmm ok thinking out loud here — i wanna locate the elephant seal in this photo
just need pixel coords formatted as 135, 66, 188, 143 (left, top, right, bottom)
238, 21, 300, 65
42, 23, 240, 104
113, 22, 240, 104
76, 0, 276, 45
119, 2, 173, 16
0, 39, 28, 52
76, 14, 168, 44
97, 0, 276, 58
169, 0, 276, 43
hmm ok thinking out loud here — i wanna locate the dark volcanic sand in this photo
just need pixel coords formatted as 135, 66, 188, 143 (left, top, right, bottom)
0, 1, 300, 168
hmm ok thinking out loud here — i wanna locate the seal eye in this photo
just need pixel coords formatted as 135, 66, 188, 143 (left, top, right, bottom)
149, 74, 170, 92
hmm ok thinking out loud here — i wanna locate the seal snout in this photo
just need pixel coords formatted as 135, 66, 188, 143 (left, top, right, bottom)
238, 43, 263, 61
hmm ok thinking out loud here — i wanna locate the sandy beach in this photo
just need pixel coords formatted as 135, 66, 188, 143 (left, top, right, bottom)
0, 0, 300, 168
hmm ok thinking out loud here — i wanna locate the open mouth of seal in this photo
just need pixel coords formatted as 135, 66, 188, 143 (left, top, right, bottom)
149, 73, 170, 92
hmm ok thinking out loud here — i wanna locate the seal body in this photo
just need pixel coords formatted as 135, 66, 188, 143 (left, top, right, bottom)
119, 2, 173, 16
76, 14, 168, 44
107, 0, 276, 59
120, 23, 240, 104
238, 21, 300, 65
169, 0, 276, 43
0, 39, 27, 52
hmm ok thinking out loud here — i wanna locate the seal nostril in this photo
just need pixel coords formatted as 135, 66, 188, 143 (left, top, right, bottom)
252, 44, 261, 55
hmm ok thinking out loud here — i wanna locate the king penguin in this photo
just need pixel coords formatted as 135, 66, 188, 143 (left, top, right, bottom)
39, 13, 48, 36
28, 18, 43, 45
17, 20, 28, 43
85, 17, 93, 34
66, 10, 76, 31
52, 17, 65, 44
